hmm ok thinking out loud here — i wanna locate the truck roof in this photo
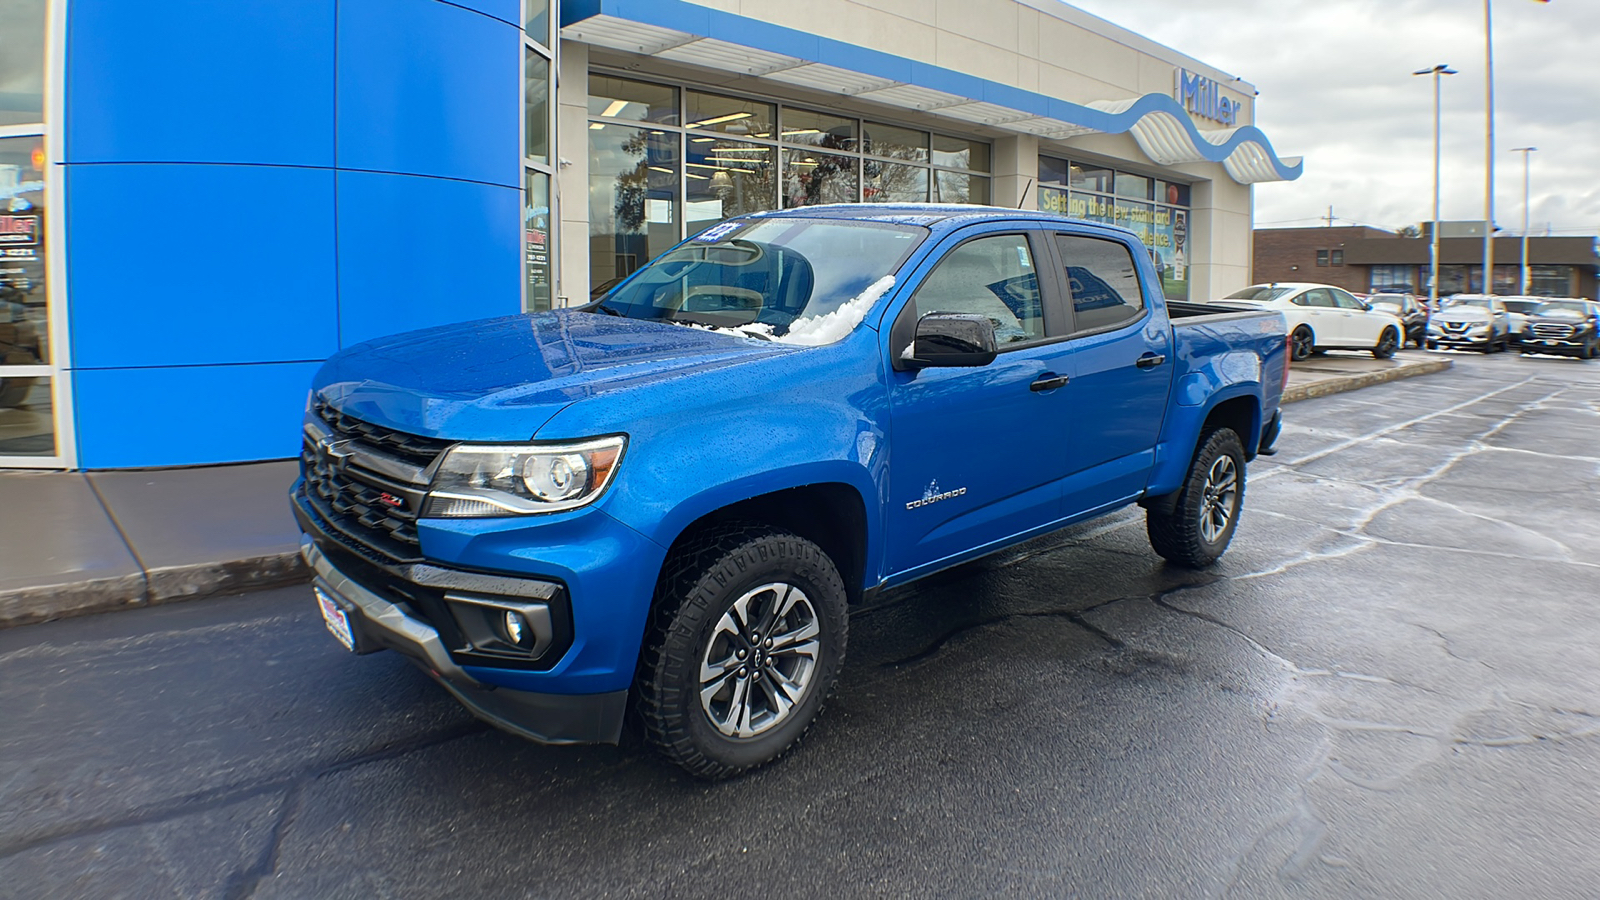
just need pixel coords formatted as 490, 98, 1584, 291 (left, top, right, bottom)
742, 202, 1143, 239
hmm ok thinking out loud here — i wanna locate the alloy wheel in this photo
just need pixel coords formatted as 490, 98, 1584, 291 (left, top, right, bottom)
1199, 454, 1239, 544
699, 582, 820, 738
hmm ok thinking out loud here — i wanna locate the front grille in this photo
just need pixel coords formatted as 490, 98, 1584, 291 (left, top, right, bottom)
1532, 323, 1575, 339
1441, 322, 1470, 333
301, 402, 452, 562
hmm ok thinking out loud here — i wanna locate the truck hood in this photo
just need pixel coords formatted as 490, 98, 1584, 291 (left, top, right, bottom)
313, 309, 799, 442
1528, 309, 1588, 323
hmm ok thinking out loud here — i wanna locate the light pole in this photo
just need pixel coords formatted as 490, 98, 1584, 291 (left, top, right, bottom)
1415, 64, 1456, 309
1483, 0, 1496, 296
1512, 146, 1536, 294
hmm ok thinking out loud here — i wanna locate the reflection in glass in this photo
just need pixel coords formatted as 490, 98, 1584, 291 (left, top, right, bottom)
0, 0, 46, 127
0, 375, 53, 457
780, 109, 856, 152
525, 0, 550, 44
589, 124, 679, 291
686, 141, 775, 237
783, 148, 858, 207
525, 171, 551, 312
863, 122, 928, 162
525, 50, 550, 162
931, 172, 988, 205
932, 134, 989, 173
686, 91, 775, 138
588, 75, 678, 125
1157, 180, 1191, 207
865, 162, 927, 203
0, 137, 49, 365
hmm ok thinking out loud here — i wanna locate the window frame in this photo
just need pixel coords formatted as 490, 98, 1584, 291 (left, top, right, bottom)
1047, 230, 1152, 339
1315, 250, 1330, 267
521, 2, 557, 311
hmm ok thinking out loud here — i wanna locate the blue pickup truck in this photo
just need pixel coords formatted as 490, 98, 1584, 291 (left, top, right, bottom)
294, 204, 1287, 779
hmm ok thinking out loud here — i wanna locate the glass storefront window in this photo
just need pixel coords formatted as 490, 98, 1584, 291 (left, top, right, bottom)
1070, 164, 1111, 194
865, 161, 927, 203
783, 148, 858, 207
0, 137, 48, 366
590, 124, 679, 289
781, 109, 856, 152
931, 171, 988, 205
1115, 172, 1152, 200
0, 1, 46, 127
589, 76, 678, 126
525, 171, 551, 311
932, 134, 989, 173
685, 91, 775, 139
1157, 181, 1191, 207
524, 0, 550, 44
1039, 157, 1071, 187
686, 140, 776, 235
525, 50, 550, 163
864, 121, 929, 162
0, 374, 53, 456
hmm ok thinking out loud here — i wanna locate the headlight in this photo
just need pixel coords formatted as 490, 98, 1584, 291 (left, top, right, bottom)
423, 436, 627, 517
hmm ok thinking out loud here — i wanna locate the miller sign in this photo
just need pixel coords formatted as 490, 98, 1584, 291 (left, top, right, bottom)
1174, 69, 1241, 126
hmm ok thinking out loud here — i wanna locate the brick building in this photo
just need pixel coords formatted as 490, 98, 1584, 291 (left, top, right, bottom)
1253, 226, 1600, 299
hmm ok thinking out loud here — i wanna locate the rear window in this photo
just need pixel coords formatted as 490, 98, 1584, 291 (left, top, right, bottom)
1224, 285, 1295, 302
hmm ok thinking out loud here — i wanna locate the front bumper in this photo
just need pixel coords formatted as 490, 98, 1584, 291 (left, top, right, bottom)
303, 537, 628, 745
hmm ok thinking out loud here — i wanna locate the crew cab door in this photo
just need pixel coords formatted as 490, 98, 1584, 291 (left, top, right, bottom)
1046, 231, 1174, 513
883, 227, 1074, 580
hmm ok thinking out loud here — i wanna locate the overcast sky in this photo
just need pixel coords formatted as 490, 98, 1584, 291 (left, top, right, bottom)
1066, 0, 1598, 237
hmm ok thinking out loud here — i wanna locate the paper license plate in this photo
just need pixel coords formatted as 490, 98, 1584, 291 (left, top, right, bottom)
315, 587, 356, 652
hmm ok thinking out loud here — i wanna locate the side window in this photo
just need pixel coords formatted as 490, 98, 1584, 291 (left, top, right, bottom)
1055, 234, 1145, 333
912, 234, 1044, 344
1301, 288, 1334, 308
1332, 289, 1364, 309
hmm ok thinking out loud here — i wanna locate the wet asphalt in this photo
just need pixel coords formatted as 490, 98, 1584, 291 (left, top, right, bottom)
2, 349, 1598, 899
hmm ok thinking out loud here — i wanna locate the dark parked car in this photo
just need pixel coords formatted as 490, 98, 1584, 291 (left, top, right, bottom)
1519, 299, 1600, 359
1366, 292, 1428, 348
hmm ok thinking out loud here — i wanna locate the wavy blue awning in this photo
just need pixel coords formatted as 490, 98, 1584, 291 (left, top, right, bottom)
562, 0, 1302, 184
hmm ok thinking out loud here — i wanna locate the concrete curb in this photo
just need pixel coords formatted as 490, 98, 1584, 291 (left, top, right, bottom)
0, 553, 308, 628
1283, 358, 1452, 404
2, 358, 1455, 628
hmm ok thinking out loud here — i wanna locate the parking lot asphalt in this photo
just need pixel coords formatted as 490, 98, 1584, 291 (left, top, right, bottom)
1, 349, 1597, 898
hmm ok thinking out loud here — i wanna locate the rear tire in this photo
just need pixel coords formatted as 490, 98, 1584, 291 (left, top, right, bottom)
637, 526, 847, 780
1147, 428, 1246, 569
1289, 326, 1314, 362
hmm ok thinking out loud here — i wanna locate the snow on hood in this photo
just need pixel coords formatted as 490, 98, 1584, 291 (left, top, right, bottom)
682, 276, 897, 346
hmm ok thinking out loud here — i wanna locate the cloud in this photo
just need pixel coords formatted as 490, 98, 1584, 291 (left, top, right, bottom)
1067, 0, 1599, 235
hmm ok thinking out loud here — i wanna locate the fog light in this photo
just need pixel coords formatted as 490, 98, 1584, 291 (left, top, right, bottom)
503, 610, 529, 647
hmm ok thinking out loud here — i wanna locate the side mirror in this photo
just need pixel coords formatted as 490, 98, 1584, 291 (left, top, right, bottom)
903, 313, 998, 369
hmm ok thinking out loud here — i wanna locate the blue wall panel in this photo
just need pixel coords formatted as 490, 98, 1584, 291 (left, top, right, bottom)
337, 0, 520, 187
444, 0, 520, 27
73, 361, 320, 468
335, 169, 520, 348
66, 0, 335, 166
66, 164, 339, 370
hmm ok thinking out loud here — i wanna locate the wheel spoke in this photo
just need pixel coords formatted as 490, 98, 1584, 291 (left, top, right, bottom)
768, 619, 819, 653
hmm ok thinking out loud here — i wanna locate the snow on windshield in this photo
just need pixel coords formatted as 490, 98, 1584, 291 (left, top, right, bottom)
685, 276, 897, 347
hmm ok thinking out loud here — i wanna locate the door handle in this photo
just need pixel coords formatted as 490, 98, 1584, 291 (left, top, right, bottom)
1030, 373, 1070, 392
1135, 354, 1166, 369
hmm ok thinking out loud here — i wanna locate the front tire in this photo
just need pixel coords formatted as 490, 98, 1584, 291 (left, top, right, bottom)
637, 526, 847, 780
1147, 428, 1246, 569
1372, 327, 1399, 359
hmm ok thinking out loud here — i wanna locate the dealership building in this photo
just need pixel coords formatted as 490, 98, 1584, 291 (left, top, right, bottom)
0, 0, 1301, 470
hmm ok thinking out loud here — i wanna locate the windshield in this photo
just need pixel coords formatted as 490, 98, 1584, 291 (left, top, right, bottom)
1443, 297, 1490, 311
1224, 285, 1296, 302
592, 217, 927, 344
1501, 299, 1541, 314
1534, 300, 1588, 315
